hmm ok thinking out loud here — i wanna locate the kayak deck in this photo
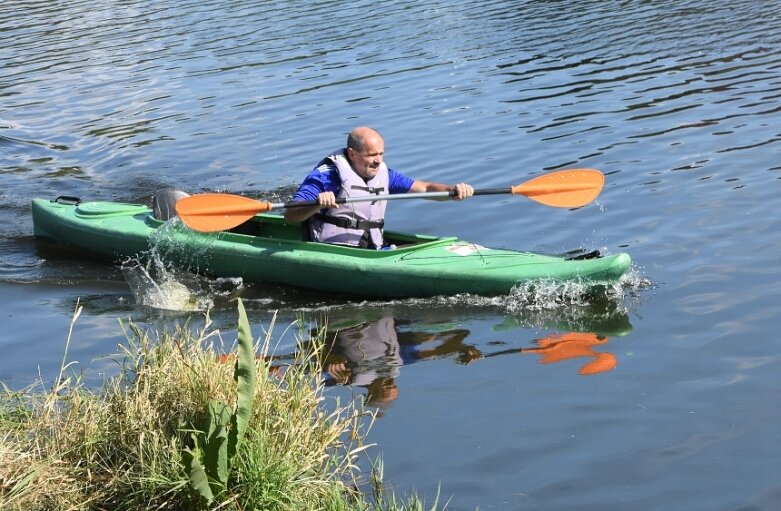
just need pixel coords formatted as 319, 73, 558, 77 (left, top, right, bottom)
31, 197, 632, 297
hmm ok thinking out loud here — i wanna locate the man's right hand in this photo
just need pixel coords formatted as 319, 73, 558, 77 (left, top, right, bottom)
284, 191, 337, 223
318, 191, 338, 208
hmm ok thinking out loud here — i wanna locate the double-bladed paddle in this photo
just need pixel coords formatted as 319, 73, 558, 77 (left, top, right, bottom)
175, 168, 605, 233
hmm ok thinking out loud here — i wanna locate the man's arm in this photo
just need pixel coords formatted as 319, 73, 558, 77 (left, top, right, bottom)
388, 168, 473, 199
283, 202, 326, 223
284, 166, 339, 223
408, 180, 474, 200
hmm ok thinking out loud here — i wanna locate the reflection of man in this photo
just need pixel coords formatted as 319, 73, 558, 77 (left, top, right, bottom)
521, 332, 617, 375
321, 317, 477, 407
322, 317, 403, 407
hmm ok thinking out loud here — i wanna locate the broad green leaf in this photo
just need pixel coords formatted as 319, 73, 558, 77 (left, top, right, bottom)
229, 298, 257, 462
182, 447, 214, 504
205, 400, 230, 488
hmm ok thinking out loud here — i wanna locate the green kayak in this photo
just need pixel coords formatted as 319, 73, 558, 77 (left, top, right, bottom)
32, 197, 631, 298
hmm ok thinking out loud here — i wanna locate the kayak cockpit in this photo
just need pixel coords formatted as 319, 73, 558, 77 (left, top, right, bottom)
228, 213, 446, 248
145, 211, 455, 251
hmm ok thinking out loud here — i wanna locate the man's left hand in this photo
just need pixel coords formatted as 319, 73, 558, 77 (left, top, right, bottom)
453, 183, 474, 200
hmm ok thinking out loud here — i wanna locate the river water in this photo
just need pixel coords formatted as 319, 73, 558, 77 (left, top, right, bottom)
2, 1, 781, 509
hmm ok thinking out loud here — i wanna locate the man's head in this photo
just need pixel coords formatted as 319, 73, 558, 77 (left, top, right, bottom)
346, 126, 385, 179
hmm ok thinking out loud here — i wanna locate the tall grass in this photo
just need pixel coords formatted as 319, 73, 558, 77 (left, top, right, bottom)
0, 300, 441, 510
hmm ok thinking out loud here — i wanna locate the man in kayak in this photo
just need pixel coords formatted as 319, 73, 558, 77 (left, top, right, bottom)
284, 126, 474, 249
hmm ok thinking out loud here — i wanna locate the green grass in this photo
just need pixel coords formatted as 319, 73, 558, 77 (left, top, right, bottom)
0, 300, 445, 511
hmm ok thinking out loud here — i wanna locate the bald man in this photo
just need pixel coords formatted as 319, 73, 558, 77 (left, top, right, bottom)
284, 127, 473, 249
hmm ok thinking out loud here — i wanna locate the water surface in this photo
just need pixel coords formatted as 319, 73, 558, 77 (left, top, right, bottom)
2, 1, 781, 509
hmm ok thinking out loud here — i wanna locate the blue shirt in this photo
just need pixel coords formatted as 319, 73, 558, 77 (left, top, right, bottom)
291, 163, 415, 202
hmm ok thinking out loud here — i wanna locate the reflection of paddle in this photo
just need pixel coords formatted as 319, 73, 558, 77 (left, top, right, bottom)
486, 332, 617, 375
525, 332, 616, 375
578, 352, 617, 375
175, 168, 605, 232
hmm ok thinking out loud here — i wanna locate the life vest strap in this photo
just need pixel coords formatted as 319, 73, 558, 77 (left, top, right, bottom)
350, 185, 385, 195
313, 213, 384, 231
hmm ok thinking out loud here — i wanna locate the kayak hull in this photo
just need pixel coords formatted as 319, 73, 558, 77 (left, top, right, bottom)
32, 198, 632, 298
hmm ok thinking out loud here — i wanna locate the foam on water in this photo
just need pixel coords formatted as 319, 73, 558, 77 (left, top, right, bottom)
121, 218, 244, 311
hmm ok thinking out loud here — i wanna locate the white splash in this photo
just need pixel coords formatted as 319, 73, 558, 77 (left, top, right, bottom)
122, 256, 213, 311
121, 217, 243, 311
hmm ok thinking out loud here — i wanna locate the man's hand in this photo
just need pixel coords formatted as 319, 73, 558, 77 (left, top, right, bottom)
318, 191, 338, 208
452, 182, 474, 200
284, 191, 336, 223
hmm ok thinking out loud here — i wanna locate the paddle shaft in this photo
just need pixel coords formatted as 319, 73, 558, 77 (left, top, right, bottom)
274, 187, 510, 210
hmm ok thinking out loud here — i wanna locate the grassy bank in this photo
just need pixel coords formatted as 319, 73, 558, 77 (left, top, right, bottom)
0, 300, 438, 510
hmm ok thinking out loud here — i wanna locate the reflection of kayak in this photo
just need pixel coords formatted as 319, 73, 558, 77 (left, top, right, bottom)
32, 197, 632, 298
491, 297, 634, 337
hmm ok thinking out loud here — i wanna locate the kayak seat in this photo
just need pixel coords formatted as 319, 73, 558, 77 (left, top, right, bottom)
152, 189, 190, 221
229, 216, 303, 240
229, 220, 264, 236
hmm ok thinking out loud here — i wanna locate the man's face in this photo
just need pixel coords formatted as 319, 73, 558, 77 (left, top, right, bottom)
348, 136, 384, 179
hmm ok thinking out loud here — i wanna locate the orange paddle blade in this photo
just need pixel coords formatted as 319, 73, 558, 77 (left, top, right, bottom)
511, 169, 604, 208
175, 193, 273, 232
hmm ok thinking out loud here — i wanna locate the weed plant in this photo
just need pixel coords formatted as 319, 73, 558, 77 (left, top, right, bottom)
0, 300, 439, 511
